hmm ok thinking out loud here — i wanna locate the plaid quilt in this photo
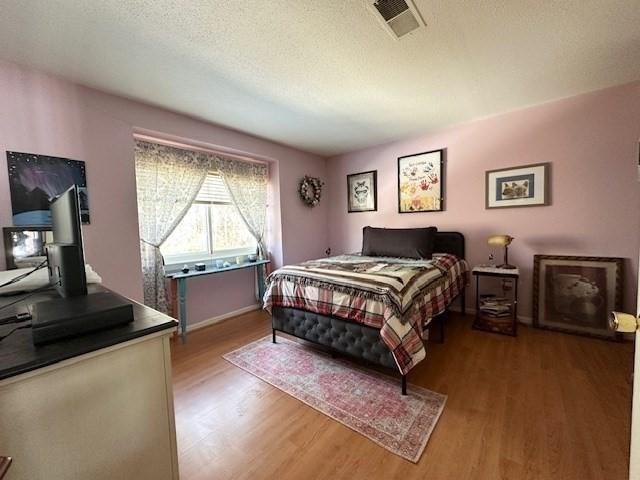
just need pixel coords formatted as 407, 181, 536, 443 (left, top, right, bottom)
263, 253, 469, 375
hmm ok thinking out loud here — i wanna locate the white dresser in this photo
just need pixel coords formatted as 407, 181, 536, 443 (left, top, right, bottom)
0, 288, 179, 480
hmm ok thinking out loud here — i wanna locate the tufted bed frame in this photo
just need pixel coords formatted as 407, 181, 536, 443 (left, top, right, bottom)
271, 231, 465, 395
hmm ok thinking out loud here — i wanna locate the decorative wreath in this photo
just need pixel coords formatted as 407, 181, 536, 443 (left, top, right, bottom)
298, 175, 323, 207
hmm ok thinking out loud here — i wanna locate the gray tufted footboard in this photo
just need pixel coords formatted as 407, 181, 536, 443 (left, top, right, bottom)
271, 306, 408, 393
271, 307, 397, 368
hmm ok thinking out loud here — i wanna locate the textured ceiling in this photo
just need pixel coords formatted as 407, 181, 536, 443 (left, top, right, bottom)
0, 1, 638, 156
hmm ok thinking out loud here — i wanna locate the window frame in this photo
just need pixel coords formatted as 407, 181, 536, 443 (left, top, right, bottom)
161, 172, 257, 268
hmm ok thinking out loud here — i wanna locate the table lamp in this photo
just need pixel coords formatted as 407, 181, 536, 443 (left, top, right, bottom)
487, 235, 516, 269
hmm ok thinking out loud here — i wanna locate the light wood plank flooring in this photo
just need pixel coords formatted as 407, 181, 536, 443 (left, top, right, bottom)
171, 310, 633, 480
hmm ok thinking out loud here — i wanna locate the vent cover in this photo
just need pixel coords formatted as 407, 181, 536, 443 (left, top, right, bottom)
374, 0, 409, 21
368, 0, 425, 39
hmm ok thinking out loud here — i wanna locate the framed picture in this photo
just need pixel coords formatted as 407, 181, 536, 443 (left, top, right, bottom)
397, 149, 444, 213
485, 162, 549, 209
347, 170, 377, 213
3, 226, 53, 270
533, 255, 623, 340
6, 151, 90, 225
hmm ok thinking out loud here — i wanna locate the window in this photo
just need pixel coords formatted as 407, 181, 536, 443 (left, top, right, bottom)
160, 173, 257, 264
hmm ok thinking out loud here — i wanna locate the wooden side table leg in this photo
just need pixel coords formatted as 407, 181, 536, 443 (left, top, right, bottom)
168, 278, 178, 320
514, 277, 519, 336
177, 278, 187, 343
474, 274, 480, 327
256, 263, 266, 303
460, 290, 466, 315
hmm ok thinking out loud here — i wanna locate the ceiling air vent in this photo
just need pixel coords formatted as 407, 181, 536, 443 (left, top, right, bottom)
367, 0, 425, 39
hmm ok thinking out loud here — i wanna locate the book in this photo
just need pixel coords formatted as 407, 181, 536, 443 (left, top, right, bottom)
481, 311, 511, 318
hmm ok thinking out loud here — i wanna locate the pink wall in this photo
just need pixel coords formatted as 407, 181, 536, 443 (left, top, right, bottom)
184, 268, 257, 323
0, 60, 328, 324
2, 58, 638, 324
327, 82, 640, 318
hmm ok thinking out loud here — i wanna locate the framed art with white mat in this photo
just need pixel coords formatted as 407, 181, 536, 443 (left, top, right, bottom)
397, 149, 444, 213
347, 170, 377, 213
486, 163, 549, 209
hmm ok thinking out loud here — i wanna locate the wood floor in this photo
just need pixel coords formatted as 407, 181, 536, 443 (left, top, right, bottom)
171, 310, 634, 480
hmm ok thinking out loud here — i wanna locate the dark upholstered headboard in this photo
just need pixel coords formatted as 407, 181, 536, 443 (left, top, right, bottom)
433, 231, 465, 259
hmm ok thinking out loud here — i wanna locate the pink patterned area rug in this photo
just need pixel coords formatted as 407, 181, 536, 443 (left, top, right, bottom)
223, 336, 446, 463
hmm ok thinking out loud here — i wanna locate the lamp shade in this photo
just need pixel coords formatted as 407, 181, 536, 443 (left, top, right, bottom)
487, 235, 513, 247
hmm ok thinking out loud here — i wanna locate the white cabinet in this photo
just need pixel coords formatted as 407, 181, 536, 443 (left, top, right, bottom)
0, 331, 178, 480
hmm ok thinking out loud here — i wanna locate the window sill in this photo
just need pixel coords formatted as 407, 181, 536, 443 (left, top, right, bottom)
164, 250, 257, 273
165, 258, 269, 280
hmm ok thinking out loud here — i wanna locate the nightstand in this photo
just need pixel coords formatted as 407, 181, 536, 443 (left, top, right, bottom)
472, 266, 519, 336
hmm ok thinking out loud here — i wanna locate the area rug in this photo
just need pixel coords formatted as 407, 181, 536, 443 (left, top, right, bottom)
223, 336, 446, 463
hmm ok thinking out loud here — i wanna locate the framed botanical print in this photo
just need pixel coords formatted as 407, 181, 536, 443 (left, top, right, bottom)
486, 163, 550, 209
533, 255, 623, 340
347, 170, 377, 213
397, 149, 444, 213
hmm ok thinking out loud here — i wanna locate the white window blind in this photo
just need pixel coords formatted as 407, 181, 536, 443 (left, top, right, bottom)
194, 173, 232, 205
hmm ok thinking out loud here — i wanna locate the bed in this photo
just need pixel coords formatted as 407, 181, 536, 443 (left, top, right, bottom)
263, 231, 468, 394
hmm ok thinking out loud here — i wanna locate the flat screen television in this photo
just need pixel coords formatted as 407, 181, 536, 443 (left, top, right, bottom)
46, 185, 88, 298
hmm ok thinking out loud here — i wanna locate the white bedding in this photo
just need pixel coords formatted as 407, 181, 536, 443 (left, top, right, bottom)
0, 264, 102, 295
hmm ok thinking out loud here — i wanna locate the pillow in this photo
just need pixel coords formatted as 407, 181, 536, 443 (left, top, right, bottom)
362, 226, 438, 259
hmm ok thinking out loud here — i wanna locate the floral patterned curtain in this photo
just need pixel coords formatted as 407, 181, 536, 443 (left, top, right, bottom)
214, 156, 268, 258
134, 140, 210, 312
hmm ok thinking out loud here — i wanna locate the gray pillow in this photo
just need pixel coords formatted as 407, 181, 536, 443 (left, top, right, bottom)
362, 226, 438, 259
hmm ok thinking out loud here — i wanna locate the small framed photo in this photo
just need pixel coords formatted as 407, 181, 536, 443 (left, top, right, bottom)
398, 149, 444, 213
486, 163, 549, 209
533, 255, 623, 340
347, 170, 377, 213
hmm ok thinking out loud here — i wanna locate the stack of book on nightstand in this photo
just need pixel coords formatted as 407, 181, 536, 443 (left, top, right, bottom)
479, 295, 512, 317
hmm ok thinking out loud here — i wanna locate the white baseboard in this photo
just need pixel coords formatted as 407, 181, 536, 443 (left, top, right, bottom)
448, 306, 532, 325
181, 304, 261, 333
180, 304, 532, 335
